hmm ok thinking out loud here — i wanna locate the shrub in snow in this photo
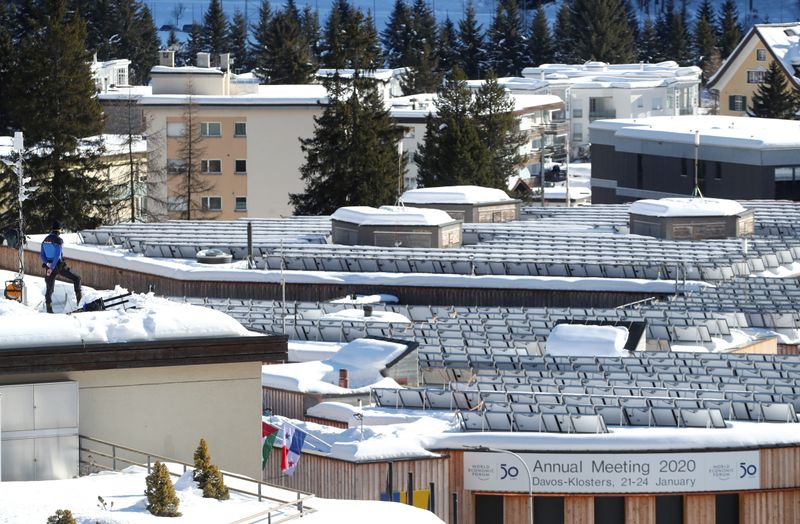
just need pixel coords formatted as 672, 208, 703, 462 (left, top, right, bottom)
145, 461, 181, 517
46, 509, 76, 524
193, 438, 229, 500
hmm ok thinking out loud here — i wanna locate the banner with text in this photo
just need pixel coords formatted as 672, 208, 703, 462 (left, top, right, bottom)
463, 450, 760, 494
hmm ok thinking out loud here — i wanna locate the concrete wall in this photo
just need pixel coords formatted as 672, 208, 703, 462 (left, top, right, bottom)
0, 361, 263, 479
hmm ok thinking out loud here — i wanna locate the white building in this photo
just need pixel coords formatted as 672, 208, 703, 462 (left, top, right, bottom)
315, 68, 407, 102
91, 56, 131, 93
510, 61, 702, 157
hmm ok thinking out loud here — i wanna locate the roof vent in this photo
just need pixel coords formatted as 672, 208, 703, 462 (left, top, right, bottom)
784, 28, 799, 37
196, 248, 233, 264
158, 50, 174, 67
196, 52, 211, 68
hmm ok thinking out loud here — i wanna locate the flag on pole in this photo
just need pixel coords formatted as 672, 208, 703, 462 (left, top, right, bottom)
262, 421, 279, 469
281, 424, 307, 476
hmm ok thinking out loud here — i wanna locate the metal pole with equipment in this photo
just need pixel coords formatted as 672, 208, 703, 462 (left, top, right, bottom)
4, 132, 31, 303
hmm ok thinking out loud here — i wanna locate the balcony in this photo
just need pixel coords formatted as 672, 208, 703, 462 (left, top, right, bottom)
589, 110, 617, 122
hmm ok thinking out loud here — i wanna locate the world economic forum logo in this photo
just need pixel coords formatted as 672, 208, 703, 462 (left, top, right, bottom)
467, 463, 495, 482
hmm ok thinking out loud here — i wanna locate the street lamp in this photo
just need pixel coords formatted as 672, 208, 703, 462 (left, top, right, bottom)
466, 445, 533, 524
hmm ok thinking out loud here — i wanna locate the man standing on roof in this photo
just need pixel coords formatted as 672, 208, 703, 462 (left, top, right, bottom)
39, 220, 81, 313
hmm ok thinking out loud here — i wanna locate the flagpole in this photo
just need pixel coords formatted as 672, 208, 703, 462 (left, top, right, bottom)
272, 416, 334, 450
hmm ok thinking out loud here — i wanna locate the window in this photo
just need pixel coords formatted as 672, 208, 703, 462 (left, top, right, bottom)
729, 95, 747, 112
234, 159, 247, 174
234, 122, 247, 137
572, 123, 582, 142
200, 122, 221, 137
200, 159, 222, 174
652, 97, 663, 110
756, 48, 767, 61
716, 494, 739, 524
595, 497, 625, 524
656, 496, 683, 524
167, 196, 187, 212
680, 158, 688, 177
167, 159, 186, 174
747, 70, 767, 83
775, 166, 800, 181
116, 67, 128, 86
235, 196, 247, 211
534, 497, 564, 524
572, 108, 583, 118
166, 122, 185, 137
714, 161, 722, 180
201, 196, 222, 211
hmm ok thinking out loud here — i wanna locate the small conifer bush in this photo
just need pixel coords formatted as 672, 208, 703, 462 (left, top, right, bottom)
46, 509, 76, 524
193, 438, 230, 500
145, 461, 181, 517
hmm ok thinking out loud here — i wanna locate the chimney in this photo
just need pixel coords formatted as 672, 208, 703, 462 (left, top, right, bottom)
196, 52, 211, 68
338, 369, 349, 388
219, 53, 231, 72
158, 50, 175, 67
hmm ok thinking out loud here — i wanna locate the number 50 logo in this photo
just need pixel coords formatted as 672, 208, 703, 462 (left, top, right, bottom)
500, 463, 519, 480
739, 462, 757, 478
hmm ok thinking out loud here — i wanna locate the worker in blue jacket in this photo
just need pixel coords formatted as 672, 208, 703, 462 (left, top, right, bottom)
39, 220, 81, 313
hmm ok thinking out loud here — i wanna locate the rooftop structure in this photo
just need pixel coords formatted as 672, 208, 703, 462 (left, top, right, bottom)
399, 186, 521, 222
330, 206, 462, 248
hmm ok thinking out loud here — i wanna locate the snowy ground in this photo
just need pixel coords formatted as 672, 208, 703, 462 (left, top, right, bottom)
0, 466, 444, 524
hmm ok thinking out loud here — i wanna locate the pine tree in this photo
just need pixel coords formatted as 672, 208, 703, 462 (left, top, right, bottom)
637, 17, 660, 62
5, 0, 112, 232
455, 0, 485, 79
0, 0, 14, 134
669, 3, 692, 66
749, 61, 798, 119
381, 0, 411, 68
415, 67, 491, 188
228, 10, 250, 72
193, 438, 212, 484
694, 0, 717, 80
251, 0, 272, 79
400, 0, 441, 94
526, 5, 554, 67
46, 509, 77, 524
569, 0, 636, 63
653, 0, 673, 62
201, 0, 229, 56
320, 0, 351, 68
184, 21, 203, 65
201, 464, 230, 500
473, 72, 526, 190
145, 462, 181, 517
257, 4, 314, 84
553, 2, 576, 63
436, 17, 458, 76
718, 0, 741, 60
300, 4, 321, 65
345, 9, 382, 70
486, 0, 526, 77
290, 74, 405, 215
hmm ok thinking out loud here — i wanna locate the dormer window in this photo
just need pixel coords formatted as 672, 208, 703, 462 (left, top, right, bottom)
756, 49, 766, 61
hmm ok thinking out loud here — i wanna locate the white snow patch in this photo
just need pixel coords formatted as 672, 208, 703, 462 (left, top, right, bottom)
331, 205, 457, 226
320, 308, 411, 323
399, 185, 515, 205
630, 197, 746, 217
329, 293, 399, 304
546, 324, 629, 356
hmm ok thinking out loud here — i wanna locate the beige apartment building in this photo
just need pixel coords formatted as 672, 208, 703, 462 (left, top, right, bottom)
140, 53, 326, 219
708, 22, 800, 116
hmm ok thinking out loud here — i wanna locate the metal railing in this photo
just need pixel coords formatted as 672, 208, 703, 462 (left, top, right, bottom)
79, 435, 316, 524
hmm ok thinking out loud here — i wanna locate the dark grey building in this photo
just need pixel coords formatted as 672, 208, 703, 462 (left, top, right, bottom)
330, 206, 462, 248
590, 116, 800, 204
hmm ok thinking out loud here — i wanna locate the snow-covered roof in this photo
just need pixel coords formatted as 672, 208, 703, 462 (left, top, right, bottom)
630, 197, 747, 218
331, 206, 458, 226
389, 92, 563, 119
756, 23, 800, 84
591, 115, 800, 150
545, 324, 629, 357
316, 68, 406, 82
140, 85, 328, 106
262, 338, 411, 394
150, 65, 224, 75
543, 186, 592, 200
0, 270, 254, 348
97, 85, 152, 100
399, 185, 515, 205
521, 61, 701, 89
95, 134, 147, 156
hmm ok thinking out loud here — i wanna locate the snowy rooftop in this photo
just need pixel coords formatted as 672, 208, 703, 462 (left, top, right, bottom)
522, 61, 701, 88
591, 115, 800, 149
399, 185, 515, 205
390, 92, 562, 118
543, 186, 592, 200
756, 23, 800, 83
140, 84, 328, 106
150, 65, 224, 75
630, 197, 747, 218
545, 324, 629, 357
316, 68, 406, 81
331, 206, 458, 226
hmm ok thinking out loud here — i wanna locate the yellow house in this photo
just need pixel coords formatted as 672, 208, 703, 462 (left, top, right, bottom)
140, 54, 327, 220
708, 22, 800, 116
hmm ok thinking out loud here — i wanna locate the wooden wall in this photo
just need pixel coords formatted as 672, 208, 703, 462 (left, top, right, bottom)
0, 246, 660, 308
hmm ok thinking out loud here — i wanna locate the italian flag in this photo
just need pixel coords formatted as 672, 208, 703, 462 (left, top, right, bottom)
262, 421, 279, 469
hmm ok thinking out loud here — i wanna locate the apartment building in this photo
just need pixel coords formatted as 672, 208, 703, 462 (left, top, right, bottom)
140, 53, 327, 219
512, 61, 701, 158
708, 22, 800, 116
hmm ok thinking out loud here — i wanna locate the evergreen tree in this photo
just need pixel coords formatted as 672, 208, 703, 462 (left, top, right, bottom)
184, 22, 203, 65
718, 0, 741, 59
653, 0, 673, 62
250, 0, 272, 79
401, 0, 441, 93
229, 9, 250, 72
290, 74, 405, 215
637, 17, 660, 62
415, 67, 491, 188
345, 9, 382, 70
201, 464, 230, 500
553, 2, 576, 63
749, 61, 798, 119
473, 72, 526, 190
320, 0, 351, 68
257, 4, 314, 84
569, 0, 636, 63
300, 4, 321, 65
0, 0, 14, 134
455, 0, 485, 79
486, 0, 526, 77
5, 0, 112, 232
526, 4, 555, 66
201, 0, 229, 56
436, 17, 458, 76
46, 509, 77, 524
694, 0, 717, 79
193, 438, 212, 483
145, 462, 181, 517
381, 0, 411, 68
167, 28, 180, 55
669, 2, 692, 66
